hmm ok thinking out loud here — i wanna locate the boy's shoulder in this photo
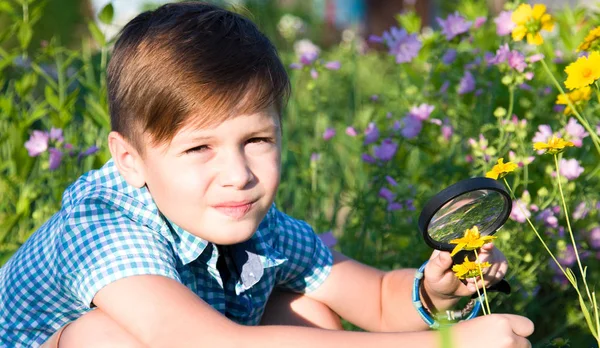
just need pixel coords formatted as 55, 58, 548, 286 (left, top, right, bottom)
62, 159, 161, 229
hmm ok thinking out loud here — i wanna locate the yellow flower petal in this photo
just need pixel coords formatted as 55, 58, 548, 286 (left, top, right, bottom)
541, 14, 554, 32
532, 4, 547, 20
512, 4, 533, 25
485, 170, 499, 180
512, 25, 527, 41
527, 32, 544, 45
564, 52, 600, 90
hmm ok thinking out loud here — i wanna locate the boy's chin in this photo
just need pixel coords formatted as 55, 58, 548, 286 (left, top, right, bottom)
200, 220, 260, 245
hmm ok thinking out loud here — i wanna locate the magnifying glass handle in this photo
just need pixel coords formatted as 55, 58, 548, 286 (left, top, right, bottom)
451, 250, 512, 296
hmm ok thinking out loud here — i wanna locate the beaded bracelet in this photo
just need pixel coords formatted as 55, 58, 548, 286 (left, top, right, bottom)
412, 260, 483, 329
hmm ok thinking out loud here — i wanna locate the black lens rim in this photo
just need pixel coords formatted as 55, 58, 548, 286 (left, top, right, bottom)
418, 177, 512, 251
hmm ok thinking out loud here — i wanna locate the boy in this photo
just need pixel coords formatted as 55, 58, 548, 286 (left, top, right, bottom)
0, 2, 533, 347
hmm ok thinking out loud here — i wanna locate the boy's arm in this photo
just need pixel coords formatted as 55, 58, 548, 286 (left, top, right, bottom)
307, 245, 507, 333
305, 251, 452, 332
93, 274, 441, 347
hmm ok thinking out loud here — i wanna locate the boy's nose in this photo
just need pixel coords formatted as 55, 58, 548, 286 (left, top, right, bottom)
218, 151, 254, 189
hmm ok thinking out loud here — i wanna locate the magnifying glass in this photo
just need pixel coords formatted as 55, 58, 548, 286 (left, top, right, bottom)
418, 177, 512, 294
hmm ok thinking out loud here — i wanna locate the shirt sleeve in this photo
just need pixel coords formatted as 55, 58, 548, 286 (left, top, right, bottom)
272, 208, 333, 293
57, 199, 181, 308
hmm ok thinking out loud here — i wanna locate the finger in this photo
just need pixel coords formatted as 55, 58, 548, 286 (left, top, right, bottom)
500, 314, 535, 337
480, 242, 495, 251
425, 251, 454, 280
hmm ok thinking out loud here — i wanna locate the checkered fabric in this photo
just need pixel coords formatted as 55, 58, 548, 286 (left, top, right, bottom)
0, 160, 333, 347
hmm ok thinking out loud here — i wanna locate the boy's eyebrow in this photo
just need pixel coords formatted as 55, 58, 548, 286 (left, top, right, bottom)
184, 123, 280, 143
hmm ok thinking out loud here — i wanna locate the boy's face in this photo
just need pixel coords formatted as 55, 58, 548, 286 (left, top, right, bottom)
140, 106, 281, 245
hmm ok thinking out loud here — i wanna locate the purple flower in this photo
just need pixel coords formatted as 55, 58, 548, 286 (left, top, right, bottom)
362, 153, 376, 164
442, 49, 457, 65
49, 128, 63, 142
24, 130, 49, 157
442, 124, 453, 141
294, 39, 320, 66
324, 61, 341, 70
345, 126, 358, 136
573, 202, 589, 220
564, 118, 588, 147
508, 50, 527, 72
557, 245, 577, 267
465, 57, 482, 70
364, 122, 380, 145
532, 125, 554, 143
589, 227, 600, 249
80, 145, 99, 157
439, 80, 450, 95
318, 231, 337, 248
405, 199, 416, 211
373, 138, 398, 161
379, 187, 396, 202
387, 202, 403, 211
370, 94, 379, 102
323, 128, 336, 141
536, 209, 558, 228
385, 176, 398, 186
528, 53, 545, 63
492, 44, 511, 65
409, 103, 435, 121
400, 115, 423, 139
48, 148, 62, 170
368, 34, 384, 43
510, 199, 531, 223
437, 12, 472, 40
458, 71, 475, 95
494, 11, 515, 36
379, 27, 422, 63
474, 16, 487, 29
311, 153, 321, 162
289, 63, 302, 70
559, 158, 584, 180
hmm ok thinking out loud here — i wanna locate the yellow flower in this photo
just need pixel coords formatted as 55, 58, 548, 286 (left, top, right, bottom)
511, 4, 554, 45
533, 135, 575, 155
485, 158, 518, 180
577, 26, 600, 52
555, 86, 592, 115
452, 256, 492, 280
564, 51, 600, 90
449, 226, 496, 257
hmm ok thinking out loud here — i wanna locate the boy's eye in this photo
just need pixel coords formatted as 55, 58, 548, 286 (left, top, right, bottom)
185, 145, 209, 154
246, 137, 272, 144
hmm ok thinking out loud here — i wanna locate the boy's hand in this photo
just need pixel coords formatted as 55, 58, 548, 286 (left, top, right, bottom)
422, 243, 508, 307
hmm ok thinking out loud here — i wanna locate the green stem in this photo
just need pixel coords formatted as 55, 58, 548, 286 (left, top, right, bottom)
553, 154, 595, 313
472, 278, 487, 316
539, 59, 600, 157
502, 178, 567, 276
474, 249, 492, 316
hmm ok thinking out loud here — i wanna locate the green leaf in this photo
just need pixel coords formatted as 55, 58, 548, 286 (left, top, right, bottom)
0, 2, 14, 15
44, 85, 61, 110
88, 21, 105, 46
84, 95, 110, 129
98, 3, 114, 25
565, 267, 578, 288
17, 23, 32, 51
578, 294, 597, 339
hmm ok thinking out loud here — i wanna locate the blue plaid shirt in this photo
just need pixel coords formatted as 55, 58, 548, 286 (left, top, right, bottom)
0, 160, 333, 347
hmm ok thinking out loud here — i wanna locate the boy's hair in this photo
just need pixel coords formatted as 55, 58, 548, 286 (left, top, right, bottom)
107, 1, 290, 153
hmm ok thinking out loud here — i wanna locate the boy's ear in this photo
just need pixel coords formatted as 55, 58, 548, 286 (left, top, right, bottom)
108, 131, 146, 188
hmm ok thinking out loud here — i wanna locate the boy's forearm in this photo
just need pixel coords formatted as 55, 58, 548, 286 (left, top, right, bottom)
236, 324, 439, 348
378, 269, 460, 332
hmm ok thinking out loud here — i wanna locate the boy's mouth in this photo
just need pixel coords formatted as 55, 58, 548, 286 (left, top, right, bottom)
212, 200, 256, 219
